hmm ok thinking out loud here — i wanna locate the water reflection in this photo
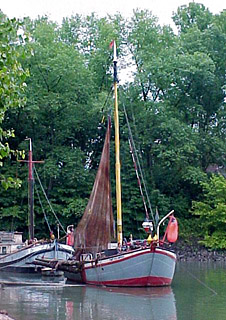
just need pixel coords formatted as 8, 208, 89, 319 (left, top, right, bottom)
80, 286, 177, 320
1, 262, 226, 320
0, 272, 176, 320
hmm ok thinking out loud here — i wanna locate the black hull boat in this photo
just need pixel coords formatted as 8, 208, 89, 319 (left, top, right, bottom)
0, 240, 74, 273
0, 139, 74, 273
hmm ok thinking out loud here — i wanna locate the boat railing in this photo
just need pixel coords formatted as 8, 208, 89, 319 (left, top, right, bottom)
156, 210, 174, 247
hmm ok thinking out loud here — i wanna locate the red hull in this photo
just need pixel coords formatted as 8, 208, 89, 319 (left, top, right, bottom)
85, 275, 172, 287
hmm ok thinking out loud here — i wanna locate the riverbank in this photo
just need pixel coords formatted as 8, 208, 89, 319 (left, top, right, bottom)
171, 240, 226, 262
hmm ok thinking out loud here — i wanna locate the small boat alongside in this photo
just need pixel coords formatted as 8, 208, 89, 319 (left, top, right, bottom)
0, 236, 73, 273
0, 139, 74, 273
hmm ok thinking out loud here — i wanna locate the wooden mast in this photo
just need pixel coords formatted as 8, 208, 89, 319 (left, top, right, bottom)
27, 138, 34, 240
19, 138, 44, 241
112, 41, 123, 247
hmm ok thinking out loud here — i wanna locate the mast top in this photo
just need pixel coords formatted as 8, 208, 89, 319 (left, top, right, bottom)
25, 137, 32, 152
110, 40, 117, 63
113, 41, 117, 63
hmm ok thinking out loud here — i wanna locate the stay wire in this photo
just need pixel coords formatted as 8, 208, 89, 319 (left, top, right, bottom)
34, 166, 66, 234
101, 85, 114, 123
123, 103, 155, 228
128, 137, 149, 221
129, 102, 155, 221
34, 184, 52, 233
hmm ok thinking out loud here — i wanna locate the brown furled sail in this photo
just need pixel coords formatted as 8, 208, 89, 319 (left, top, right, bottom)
74, 118, 114, 257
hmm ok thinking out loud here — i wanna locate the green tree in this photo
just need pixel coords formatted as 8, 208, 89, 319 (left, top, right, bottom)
60, 13, 123, 91
0, 12, 28, 189
123, 6, 226, 226
126, 9, 176, 102
192, 175, 226, 249
172, 2, 213, 33
0, 16, 119, 237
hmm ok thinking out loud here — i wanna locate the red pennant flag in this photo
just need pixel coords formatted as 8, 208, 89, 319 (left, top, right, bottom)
109, 40, 114, 49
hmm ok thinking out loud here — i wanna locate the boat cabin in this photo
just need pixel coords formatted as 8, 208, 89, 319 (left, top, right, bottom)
0, 232, 23, 255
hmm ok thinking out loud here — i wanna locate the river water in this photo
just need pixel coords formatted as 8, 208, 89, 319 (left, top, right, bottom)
0, 261, 225, 320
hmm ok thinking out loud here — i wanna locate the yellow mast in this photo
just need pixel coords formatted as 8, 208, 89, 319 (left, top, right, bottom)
112, 41, 123, 247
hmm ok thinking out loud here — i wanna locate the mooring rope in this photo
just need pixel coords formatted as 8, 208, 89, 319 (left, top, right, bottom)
180, 264, 218, 296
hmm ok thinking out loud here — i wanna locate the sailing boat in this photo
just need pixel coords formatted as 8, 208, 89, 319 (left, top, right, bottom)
60, 41, 178, 287
0, 139, 74, 273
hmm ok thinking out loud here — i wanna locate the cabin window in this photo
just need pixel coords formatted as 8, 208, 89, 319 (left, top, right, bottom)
2, 247, 6, 254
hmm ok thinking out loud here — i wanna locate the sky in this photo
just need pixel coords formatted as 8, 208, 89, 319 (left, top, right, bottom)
0, 0, 225, 27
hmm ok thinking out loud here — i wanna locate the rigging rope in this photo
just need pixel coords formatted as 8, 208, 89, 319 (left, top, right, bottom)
34, 184, 52, 233
128, 138, 149, 220
123, 104, 156, 228
100, 85, 114, 123
34, 166, 67, 234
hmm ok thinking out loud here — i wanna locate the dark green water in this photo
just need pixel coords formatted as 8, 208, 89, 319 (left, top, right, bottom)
174, 261, 226, 320
0, 261, 225, 320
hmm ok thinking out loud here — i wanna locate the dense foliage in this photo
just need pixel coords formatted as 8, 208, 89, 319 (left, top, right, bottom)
0, 12, 28, 189
192, 175, 226, 249
0, 3, 226, 248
